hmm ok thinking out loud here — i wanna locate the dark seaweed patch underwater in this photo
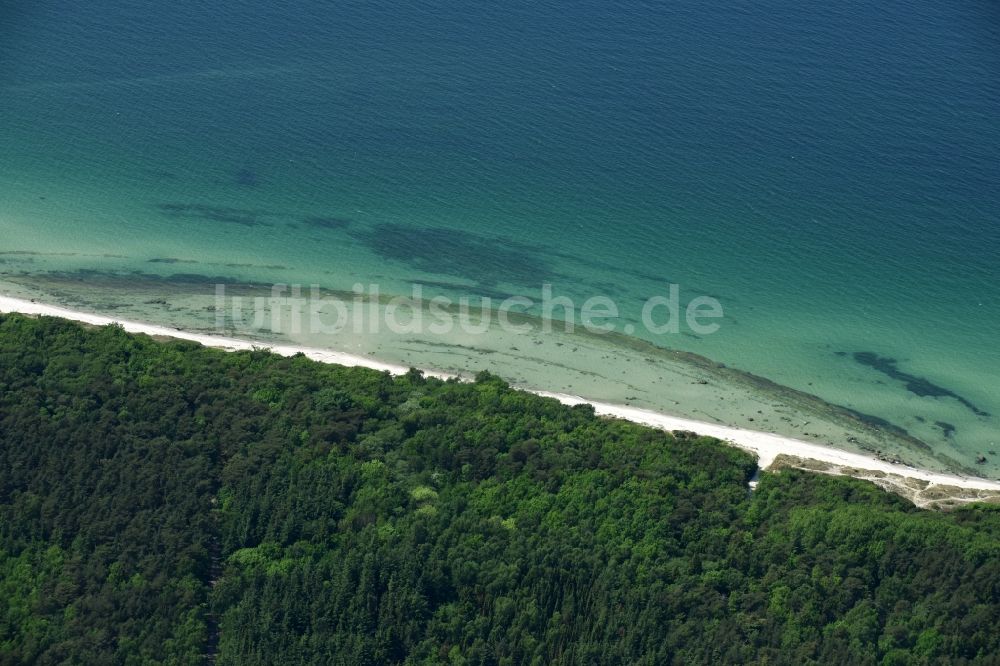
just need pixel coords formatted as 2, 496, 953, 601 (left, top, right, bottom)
355, 223, 556, 288
156, 203, 272, 228
234, 168, 259, 187
853, 352, 989, 417
302, 216, 352, 230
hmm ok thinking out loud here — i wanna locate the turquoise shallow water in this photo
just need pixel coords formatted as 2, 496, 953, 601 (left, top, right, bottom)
1, 0, 998, 468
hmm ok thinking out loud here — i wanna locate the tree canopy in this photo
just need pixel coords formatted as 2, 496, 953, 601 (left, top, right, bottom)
1, 313, 998, 665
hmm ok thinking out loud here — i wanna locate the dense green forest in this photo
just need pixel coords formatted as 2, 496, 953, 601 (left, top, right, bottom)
1, 313, 1000, 665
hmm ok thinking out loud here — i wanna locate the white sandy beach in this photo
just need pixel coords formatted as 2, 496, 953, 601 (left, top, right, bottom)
3, 293, 999, 496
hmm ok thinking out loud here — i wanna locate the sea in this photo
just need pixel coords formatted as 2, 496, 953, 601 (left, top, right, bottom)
1, 0, 998, 472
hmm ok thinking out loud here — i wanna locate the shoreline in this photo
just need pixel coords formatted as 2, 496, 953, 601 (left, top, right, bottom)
3, 293, 1000, 498
0, 271, 986, 477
